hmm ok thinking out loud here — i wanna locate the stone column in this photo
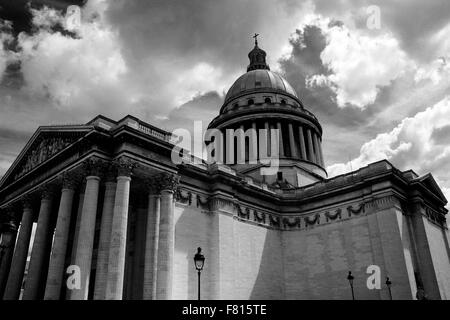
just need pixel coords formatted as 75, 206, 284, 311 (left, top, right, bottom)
312, 133, 322, 166
155, 173, 179, 300
105, 158, 135, 300
0, 207, 18, 298
249, 122, 258, 163
306, 128, 316, 163
22, 187, 54, 300
131, 199, 147, 299
264, 122, 270, 157
276, 122, 284, 157
65, 181, 85, 300
3, 200, 34, 300
70, 158, 102, 300
44, 173, 77, 300
298, 125, 307, 160
288, 123, 297, 158
143, 181, 161, 300
318, 136, 325, 167
93, 166, 117, 300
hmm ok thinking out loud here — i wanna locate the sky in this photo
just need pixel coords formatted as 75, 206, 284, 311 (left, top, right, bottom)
0, 0, 449, 204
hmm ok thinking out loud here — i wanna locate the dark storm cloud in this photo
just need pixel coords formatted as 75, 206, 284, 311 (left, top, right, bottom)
162, 91, 223, 132
0, 0, 87, 34
103, 0, 302, 76
282, 0, 450, 62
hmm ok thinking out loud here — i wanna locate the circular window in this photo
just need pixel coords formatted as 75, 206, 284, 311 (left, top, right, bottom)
265, 97, 271, 104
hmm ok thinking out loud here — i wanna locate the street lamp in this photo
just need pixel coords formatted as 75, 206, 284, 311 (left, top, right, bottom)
386, 277, 392, 300
0, 220, 18, 267
347, 271, 355, 300
193, 247, 205, 301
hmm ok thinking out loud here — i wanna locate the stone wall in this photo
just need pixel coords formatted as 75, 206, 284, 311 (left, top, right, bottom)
422, 218, 450, 299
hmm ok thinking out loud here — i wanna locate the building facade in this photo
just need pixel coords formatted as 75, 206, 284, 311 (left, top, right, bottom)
0, 42, 449, 300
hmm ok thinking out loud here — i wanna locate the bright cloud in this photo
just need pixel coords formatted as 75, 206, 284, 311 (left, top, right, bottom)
327, 96, 450, 204
18, 5, 127, 109
304, 15, 412, 108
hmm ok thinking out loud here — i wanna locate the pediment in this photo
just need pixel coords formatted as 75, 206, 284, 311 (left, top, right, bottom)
0, 125, 94, 188
413, 173, 447, 204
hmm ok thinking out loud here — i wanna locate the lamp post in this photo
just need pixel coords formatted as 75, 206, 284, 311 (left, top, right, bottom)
347, 271, 355, 300
0, 220, 18, 267
386, 277, 392, 300
193, 247, 205, 301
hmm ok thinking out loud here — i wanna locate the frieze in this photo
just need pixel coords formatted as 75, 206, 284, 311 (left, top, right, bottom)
237, 205, 250, 219
282, 217, 301, 229
325, 209, 342, 222
253, 211, 266, 224
197, 195, 209, 210
208, 197, 235, 213
425, 207, 446, 226
175, 188, 192, 205
304, 213, 320, 226
347, 203, 365, 217
269, 215, 280, 227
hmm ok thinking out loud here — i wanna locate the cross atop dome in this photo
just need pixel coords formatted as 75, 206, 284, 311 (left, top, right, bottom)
253, 33, 259, 46
247, 34, 270, 72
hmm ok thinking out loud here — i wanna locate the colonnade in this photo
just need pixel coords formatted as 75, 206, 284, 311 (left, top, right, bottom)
0, 157, 179, 300
221, 119, 325, 167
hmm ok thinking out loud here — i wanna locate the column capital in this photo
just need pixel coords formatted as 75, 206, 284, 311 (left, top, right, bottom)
82, 157, 107, 177
144, 178, 161, 195
158, 172, 180, 193
104, 162, 118, 183
21, 195, 33, 210
113, 156, 138, 177
60, 171, 80, 190
0, 204, 18, 222
38, 185, 56, 201
145, 172, 179, 195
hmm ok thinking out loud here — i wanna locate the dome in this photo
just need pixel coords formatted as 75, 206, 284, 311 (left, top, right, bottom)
224, 69, 299, 104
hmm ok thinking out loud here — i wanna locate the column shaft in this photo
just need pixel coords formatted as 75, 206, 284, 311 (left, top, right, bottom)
3, 205, 34, 300
0, 219, 18, 298
44, 186, 75, 299
276, 122, 284, 157
312, 133, 322, 166
22, 192, 54, 300
156, 190, 175, 300
93, 181, 117, 300
143, 194, 161, 299
288, 123, 297, 158
318, 137, 325, 167
105, 176, 131, 300
306, 128, 316, 163
264, 122, 270, 157
70, 176, 100, 300
298, 125, 307, 160
65, 188, 84, 300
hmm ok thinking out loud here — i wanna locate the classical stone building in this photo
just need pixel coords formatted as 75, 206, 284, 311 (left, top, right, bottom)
0, 41, 449, 300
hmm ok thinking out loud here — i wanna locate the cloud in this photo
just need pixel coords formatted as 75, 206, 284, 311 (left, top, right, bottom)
303, 15, 412, 108
0, 20, 16, 79
327, 96, 450, 204
17, 5, 128, 112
